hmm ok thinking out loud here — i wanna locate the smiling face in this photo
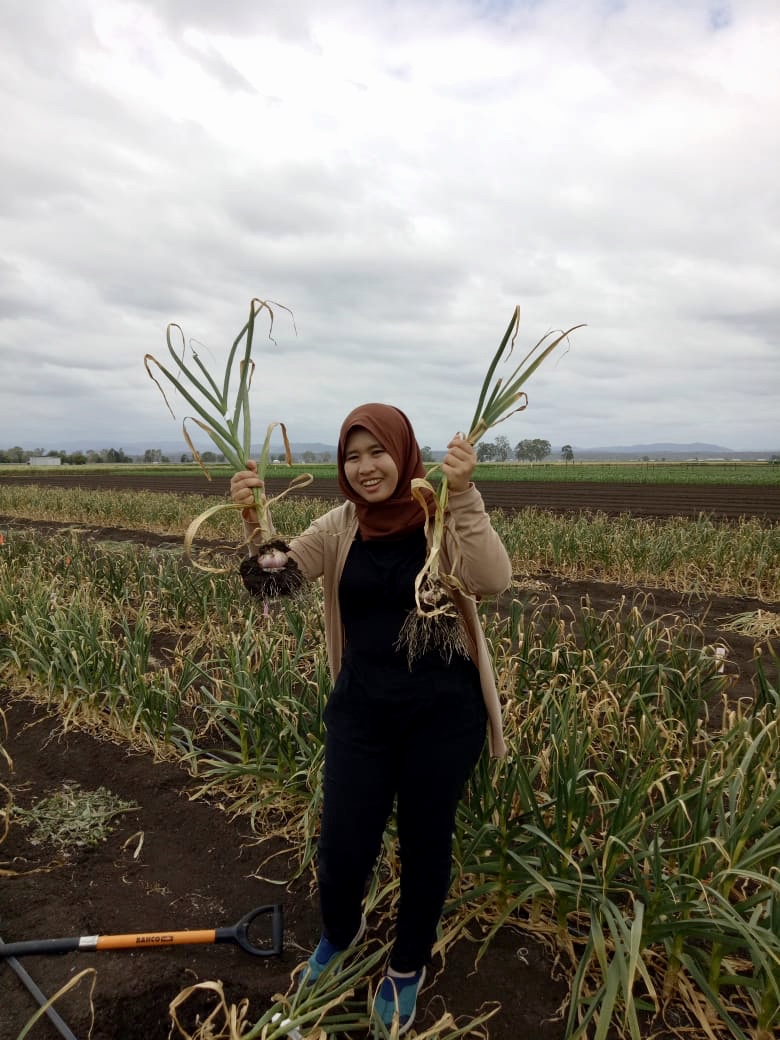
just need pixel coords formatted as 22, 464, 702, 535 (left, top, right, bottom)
342, 427, 399, 503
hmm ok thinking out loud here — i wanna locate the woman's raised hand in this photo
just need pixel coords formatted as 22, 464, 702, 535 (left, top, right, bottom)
231, 462, 287, 568
230, 460, 264, 510
441, 433, 476, 493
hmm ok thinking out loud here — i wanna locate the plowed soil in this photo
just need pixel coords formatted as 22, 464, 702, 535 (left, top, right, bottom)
3, 471, 780, 520
1, 475, 778, 1040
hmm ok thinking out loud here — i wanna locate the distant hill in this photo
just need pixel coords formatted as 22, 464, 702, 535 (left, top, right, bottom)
567, 443, 778, 462
262, 442, 337, 457
577, 442, 732, 455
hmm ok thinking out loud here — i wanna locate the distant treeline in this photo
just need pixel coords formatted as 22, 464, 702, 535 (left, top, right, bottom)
3, 443, 777, 467
0, 446, 330, 465
0, 447, 171, 465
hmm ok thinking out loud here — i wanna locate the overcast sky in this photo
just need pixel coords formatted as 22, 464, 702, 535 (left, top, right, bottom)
1, 0, 778, 455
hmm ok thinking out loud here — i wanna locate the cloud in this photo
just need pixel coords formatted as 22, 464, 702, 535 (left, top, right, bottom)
0, 0, 778, 456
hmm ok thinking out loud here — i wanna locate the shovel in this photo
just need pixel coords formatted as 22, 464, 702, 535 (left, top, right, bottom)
0, 903, 284, 959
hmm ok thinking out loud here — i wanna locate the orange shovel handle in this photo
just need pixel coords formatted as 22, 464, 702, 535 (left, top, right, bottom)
0, 904, 283, 959
96, 929, 216, 950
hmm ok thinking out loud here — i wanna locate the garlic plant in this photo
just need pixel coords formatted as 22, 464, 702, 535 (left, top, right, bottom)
144, 297, 311, 571
400, 306, 585, 661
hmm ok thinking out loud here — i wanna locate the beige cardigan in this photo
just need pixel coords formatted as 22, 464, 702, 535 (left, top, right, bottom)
286, 484, 512, 758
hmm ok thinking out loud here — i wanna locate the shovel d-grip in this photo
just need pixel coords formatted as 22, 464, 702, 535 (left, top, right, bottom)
0, 904, 284, 959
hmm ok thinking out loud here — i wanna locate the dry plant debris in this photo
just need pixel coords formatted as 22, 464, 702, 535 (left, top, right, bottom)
13, 782, 139, 853
718, 609, 780, 638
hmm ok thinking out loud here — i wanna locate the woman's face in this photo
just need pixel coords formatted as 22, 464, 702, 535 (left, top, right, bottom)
343, 427, 399, 503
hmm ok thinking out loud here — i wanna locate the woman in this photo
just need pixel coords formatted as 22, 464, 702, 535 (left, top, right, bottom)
230, 402, 511, 1035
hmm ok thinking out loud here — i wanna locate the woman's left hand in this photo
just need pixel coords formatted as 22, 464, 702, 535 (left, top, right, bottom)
442, 433, 476, 493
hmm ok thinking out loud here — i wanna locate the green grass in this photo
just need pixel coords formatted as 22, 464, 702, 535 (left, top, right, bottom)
471, 460, 780, 485
2, 460, 779, 486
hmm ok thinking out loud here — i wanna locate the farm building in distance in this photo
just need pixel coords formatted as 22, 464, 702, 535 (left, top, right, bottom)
28, 456, 61, 466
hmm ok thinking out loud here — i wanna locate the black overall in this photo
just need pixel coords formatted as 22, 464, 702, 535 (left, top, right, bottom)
317, 527, 487, 972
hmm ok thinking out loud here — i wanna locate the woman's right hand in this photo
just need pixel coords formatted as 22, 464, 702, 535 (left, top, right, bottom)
231, 463, 285, 566
230, 460, 264, 510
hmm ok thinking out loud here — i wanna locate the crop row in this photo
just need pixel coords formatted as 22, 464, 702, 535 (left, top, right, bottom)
1, 485, 779, 601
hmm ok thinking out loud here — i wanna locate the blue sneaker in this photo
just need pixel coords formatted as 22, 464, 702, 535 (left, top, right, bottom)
373, 966, 426, 1035
298, 915, 366, 988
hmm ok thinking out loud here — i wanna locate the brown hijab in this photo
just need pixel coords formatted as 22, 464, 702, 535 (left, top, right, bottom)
337, 403, 430, 540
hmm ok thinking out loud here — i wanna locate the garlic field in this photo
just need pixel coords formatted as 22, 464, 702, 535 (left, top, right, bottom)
1, 481, 778, 1040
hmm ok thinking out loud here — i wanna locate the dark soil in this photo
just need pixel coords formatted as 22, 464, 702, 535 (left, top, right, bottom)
1, 481, 777, 1040
3, 471, 780, 520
